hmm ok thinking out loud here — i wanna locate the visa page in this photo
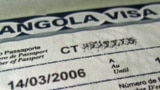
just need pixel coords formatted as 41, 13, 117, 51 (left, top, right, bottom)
0, 3, 160, 90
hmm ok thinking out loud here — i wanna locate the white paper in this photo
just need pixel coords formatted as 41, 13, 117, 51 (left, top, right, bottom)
0, 20, 160, 90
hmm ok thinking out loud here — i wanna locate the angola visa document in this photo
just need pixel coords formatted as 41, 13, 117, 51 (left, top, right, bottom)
0, 3, 160, 90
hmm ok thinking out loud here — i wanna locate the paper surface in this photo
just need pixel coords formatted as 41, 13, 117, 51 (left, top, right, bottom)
0, 0, 160, 20
0, 2, 160, 90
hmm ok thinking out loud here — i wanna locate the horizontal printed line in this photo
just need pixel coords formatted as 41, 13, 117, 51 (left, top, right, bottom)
51, 71, 160, 90
0, 45, 160, 73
